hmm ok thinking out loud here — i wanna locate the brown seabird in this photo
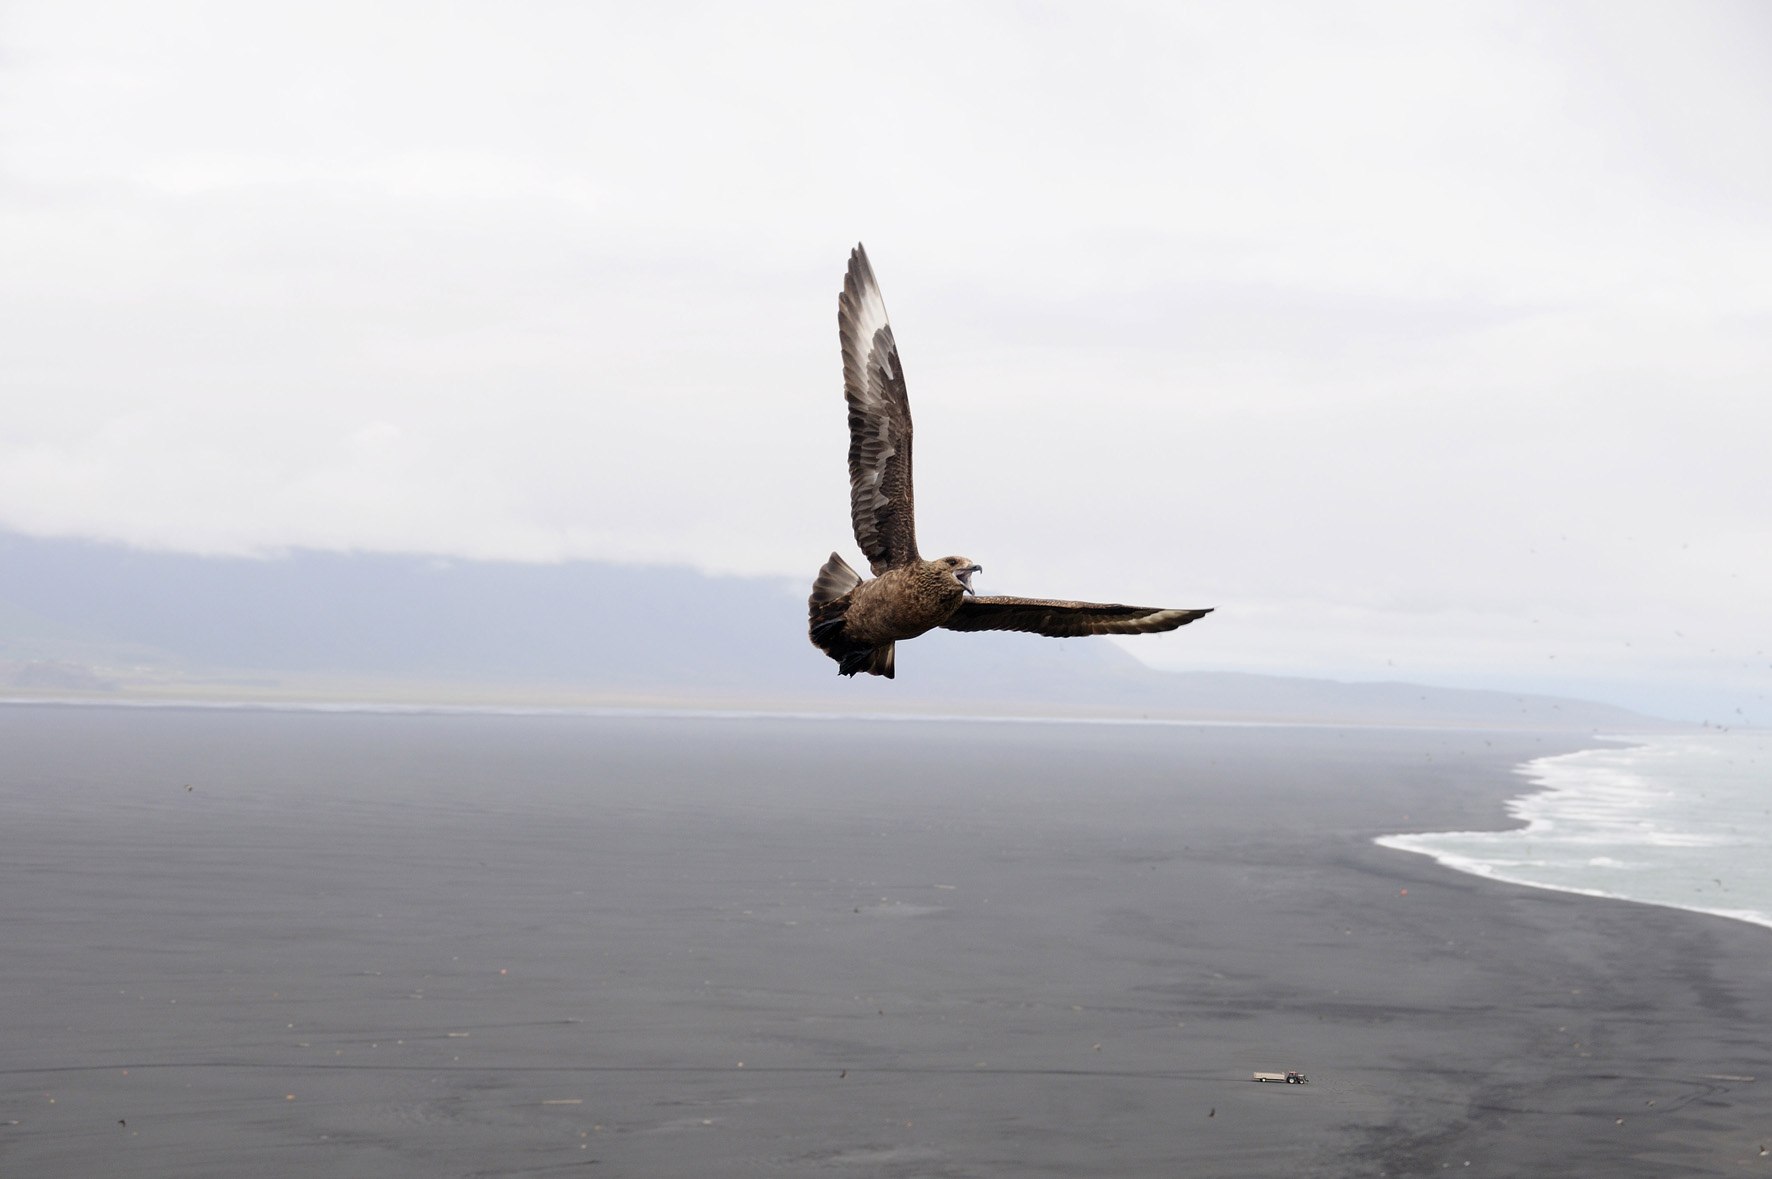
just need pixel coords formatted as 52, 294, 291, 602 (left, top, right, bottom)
809, 244, 1212, 678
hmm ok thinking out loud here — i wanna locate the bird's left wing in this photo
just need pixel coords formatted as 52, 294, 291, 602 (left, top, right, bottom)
940, 596, 1212, 637
839, 244, 919, 574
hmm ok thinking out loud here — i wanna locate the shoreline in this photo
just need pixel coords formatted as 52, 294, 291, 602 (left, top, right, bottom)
1380, 839, 1772, 938
1376, 732, 1772, 939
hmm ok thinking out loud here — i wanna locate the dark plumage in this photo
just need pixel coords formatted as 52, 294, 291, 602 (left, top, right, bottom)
809, 244, 1211, 677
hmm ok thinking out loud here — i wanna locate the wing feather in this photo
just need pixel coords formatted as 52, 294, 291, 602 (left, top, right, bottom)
839, 244, 918, 573
940, 596, 1213, 637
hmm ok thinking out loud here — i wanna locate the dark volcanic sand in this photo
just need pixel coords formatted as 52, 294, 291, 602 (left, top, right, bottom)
1, 706, 1768, 1177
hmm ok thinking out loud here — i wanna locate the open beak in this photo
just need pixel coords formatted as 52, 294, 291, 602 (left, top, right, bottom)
957, 564, 982, 595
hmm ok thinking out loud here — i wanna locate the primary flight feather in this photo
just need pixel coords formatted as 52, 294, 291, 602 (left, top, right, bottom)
809, 244, 1211, 678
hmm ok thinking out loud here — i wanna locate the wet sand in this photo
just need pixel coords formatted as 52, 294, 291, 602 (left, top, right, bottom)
2, 706, 1769, 1176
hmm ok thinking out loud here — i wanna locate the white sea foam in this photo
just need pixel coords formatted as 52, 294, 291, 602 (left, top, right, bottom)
1378, 731, 1772, 933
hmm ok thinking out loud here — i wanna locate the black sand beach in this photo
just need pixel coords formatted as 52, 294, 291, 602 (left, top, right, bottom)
2, 705, 1768, 1177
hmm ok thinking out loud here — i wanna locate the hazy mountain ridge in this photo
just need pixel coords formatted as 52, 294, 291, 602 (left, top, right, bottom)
0, 531, 1668, 729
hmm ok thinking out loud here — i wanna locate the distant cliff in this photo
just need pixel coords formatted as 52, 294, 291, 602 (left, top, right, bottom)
0, 531, 1668, 730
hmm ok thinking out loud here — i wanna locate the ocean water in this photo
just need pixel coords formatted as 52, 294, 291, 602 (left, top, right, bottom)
1378, 731, 1772, 930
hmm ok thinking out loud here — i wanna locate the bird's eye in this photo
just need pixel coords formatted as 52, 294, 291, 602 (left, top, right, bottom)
945, 558, 956, 566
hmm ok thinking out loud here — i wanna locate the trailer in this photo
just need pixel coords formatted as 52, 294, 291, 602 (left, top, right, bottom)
1251, 1070, 1309, 1084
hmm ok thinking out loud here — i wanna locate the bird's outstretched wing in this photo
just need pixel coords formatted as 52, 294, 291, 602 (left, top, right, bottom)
839, 244, 918, 574
941, 596, 1212, 637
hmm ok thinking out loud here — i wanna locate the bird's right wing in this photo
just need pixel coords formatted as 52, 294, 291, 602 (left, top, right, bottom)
940, 596, 1212, 637
839, 244, 919, 574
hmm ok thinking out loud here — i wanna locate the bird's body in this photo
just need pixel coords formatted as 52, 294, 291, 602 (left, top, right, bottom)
809, 245, 1211, 678
833, 559, 971, 647
810, 552, 975, 677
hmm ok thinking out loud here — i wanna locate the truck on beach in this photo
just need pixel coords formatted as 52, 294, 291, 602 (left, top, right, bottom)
1251, 1071, 1309, 1084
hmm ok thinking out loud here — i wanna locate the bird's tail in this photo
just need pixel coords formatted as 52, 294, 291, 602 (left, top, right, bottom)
808, 553, 894, 678
810, 551, 862, 605
842, 643, 894, 678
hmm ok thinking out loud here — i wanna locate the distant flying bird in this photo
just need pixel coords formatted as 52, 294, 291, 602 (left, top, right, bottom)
809, 244, 1212, 678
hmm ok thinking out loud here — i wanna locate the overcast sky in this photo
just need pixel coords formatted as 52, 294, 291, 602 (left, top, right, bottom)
3, 1, 1768, 721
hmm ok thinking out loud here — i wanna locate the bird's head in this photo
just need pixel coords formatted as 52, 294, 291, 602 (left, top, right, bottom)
937, 556, 983, 595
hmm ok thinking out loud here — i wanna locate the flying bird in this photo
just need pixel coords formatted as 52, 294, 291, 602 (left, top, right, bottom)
809, 244, 1211, 678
